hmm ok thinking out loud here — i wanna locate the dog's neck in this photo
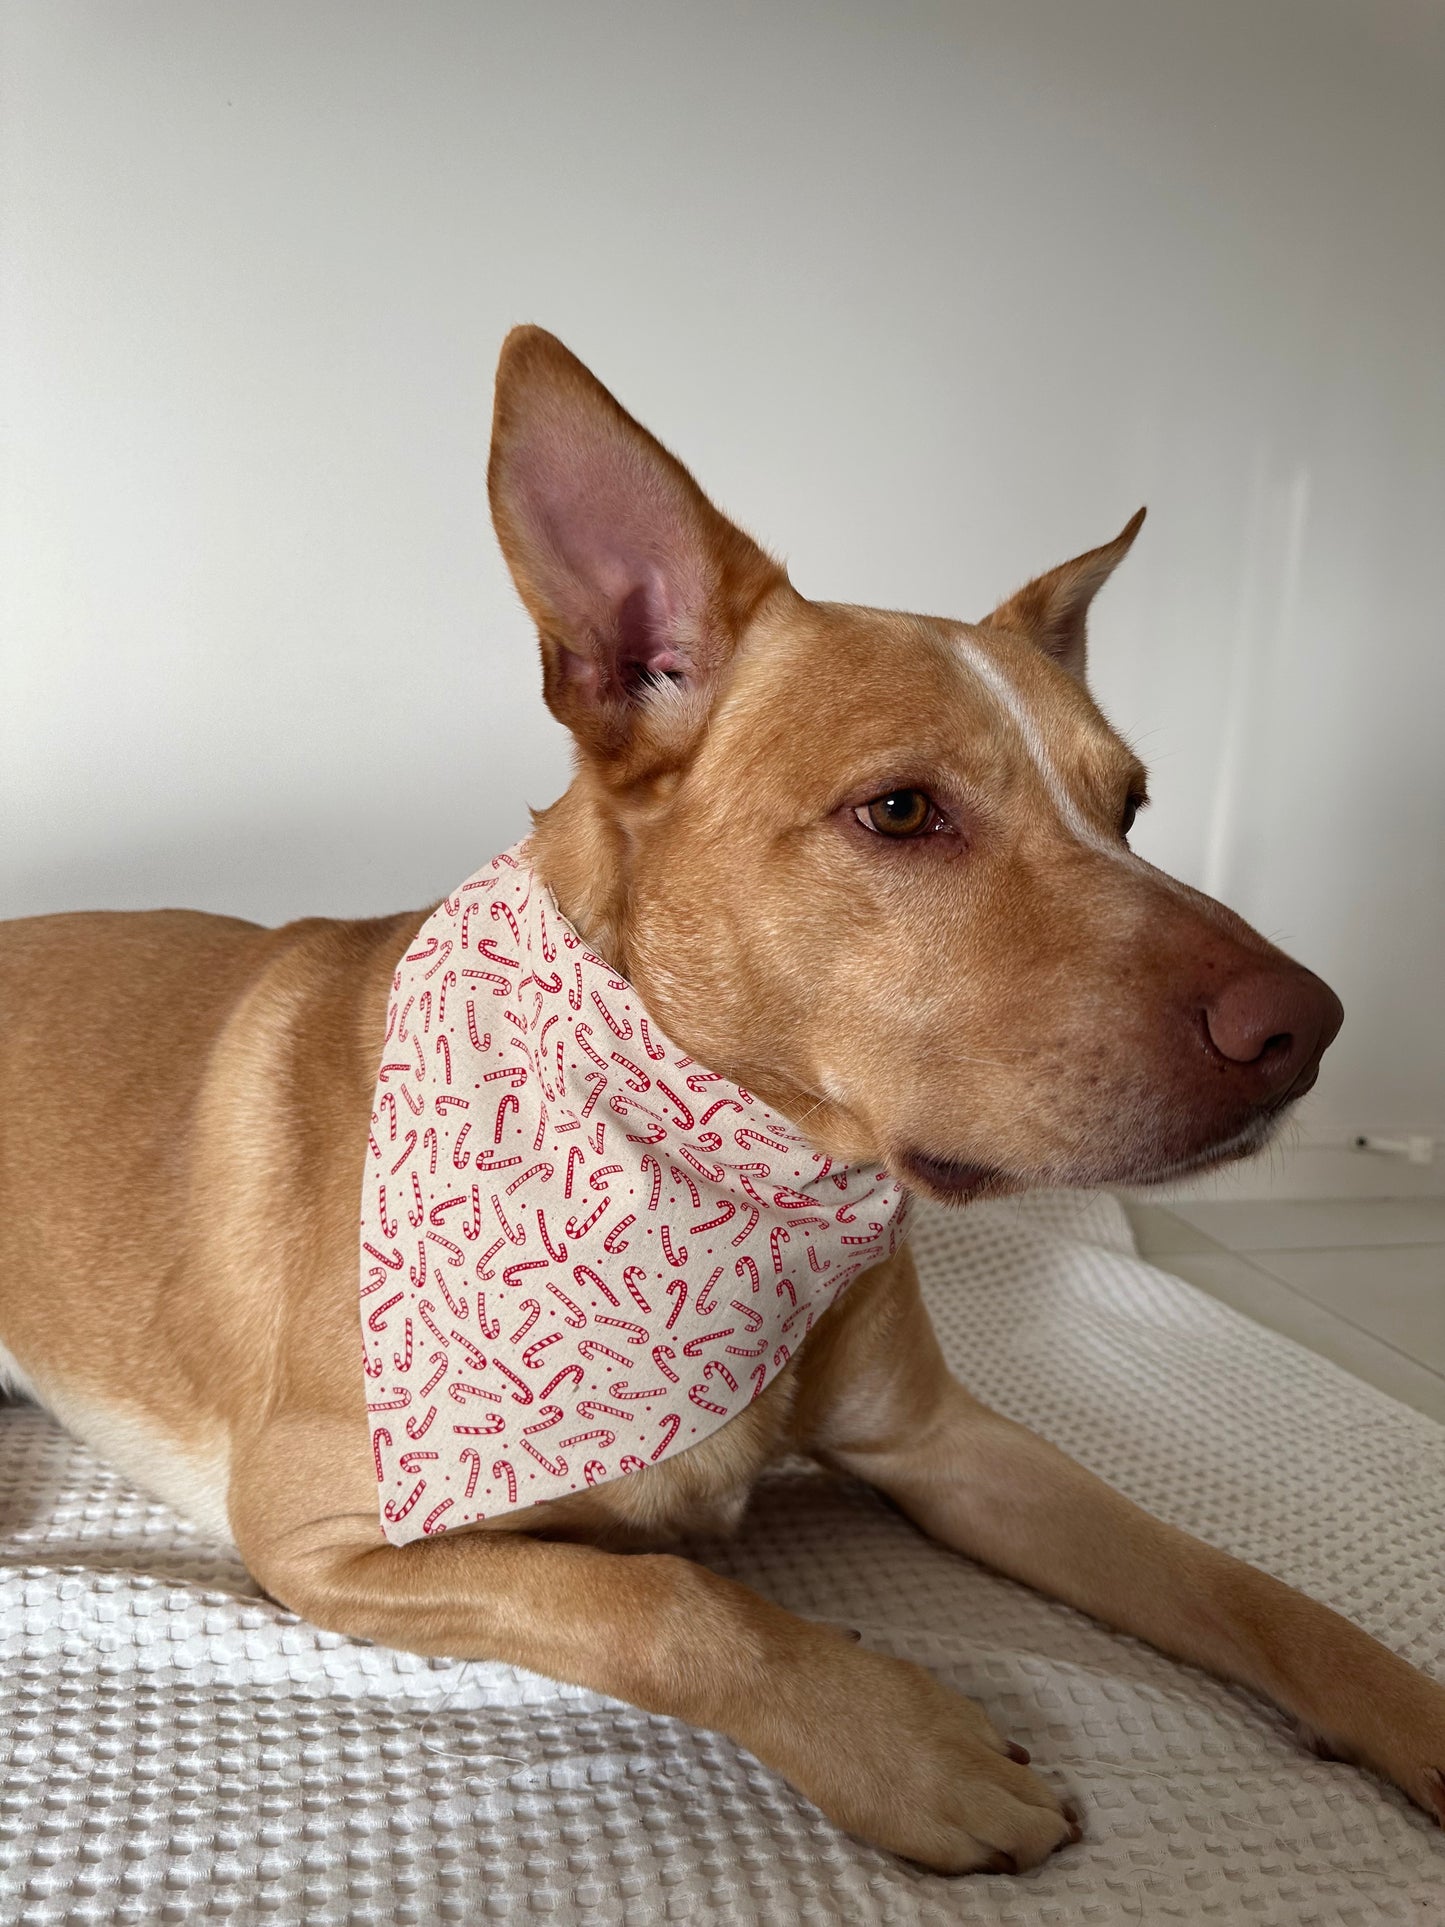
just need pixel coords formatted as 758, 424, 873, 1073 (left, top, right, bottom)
528, 777, 842, 1148
528, 776, 637, 976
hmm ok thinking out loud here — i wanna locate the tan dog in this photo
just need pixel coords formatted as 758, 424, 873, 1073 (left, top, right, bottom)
2, 328, 1442, 1876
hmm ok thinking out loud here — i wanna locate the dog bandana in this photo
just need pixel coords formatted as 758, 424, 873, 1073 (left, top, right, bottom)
359, 842, 910, 1543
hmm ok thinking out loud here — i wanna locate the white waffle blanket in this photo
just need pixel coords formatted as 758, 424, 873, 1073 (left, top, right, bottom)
3, 1192, 1442, 1923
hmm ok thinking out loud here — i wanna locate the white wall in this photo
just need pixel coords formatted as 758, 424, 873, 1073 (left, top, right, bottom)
3, 1, 1442, 1191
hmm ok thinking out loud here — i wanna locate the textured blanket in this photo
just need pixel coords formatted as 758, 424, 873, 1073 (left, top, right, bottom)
3, 1191, 1442, 1923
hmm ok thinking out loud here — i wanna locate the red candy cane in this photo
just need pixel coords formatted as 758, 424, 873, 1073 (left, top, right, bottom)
520, 1438, 567, 1477
448, 1380, 502, 1405
608, 1376, 663, 1400
658, 1224, 686, 1268
602, 1215, 635, 1254
565, 1197, 610, 1240
736, 1127, 789, 1154
452, 1124, 473, 1170
409, 1171, 426, 1228
590, 990, 631, 1039
638, 1018, 665, 1061
650, 1413, 682, 1460
462, 1186, 482, 1242
697, 1097, 745, 1128
734, 1255, 760, 1294
563, 1146, 586, 1199
452, 1413, 505, 1437
367, 1290, 403, 1333
681, 1329, 735, 1358
493, 1093, 520, 1143
522, 1330, 563, 1369
664, 1278, 688, 1329
669, 1164, 703, 1211
703, 1358, 739, 1395
491, 1194, 527, 1245
731, 1204, 761, 1246
474, 1292, 500, 1341
378, 1185, 398, 1240
474, 1236, 505, 1279
687, 1383, 727, 1416
466, 1000, 488, 1051
507, 1298, 541, 1345
651, 1343, 679, 1383
423, 1126, 439, 1173
450, 1329, 488, 1374
384, 1481, 426, 1523
641, 1155, 663, 1211
399, 1449, 438, 1475
619, 1454, 648, 1476
523, 1404, 563, 1433
460, 1449, 483, 1498
502, 1256, 547, 1290
622, 1266, 652, 1314
416, 1299, 448, 1346
536, 1207, 567, 1261
729, 1298, 763, 1333
405, 1404, 436, 1440
389, 1132, 417, 1177
612, 1052, 651, 1093
544, 1280, 586, 1328
690, 1200, 735, 1236
653, 1080, 693, 1129
421, 1352, 448, 1397
490, 1358, 534, 1405
371, 1427, 391, 1482
576, 1399, 632, 1425
770, 1225, 791, 1273
505, 1160, 553, 1196
492, 1459, 518, 1506
596, 1315, 646, 1344
540, 1363, 585, 1400
572, 1262, 620, 1309
578, 1337, 632, 1370
583, 1459, 610, 1486
392, 1318, 413, 1373
367, 1386, 412, 1412
750, 1362, 768, 1400
694, 1266, 724, 1317
562, 1429, 616, 1452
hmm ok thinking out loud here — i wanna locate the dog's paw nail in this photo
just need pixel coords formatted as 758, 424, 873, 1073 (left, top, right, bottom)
1061, 1802, 1079, 1825
1006, 1740, 1031, 1764
983, 1850, 1018, 1875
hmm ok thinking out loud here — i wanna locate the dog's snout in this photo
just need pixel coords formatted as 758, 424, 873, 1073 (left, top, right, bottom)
1202, 968, 1344, 1097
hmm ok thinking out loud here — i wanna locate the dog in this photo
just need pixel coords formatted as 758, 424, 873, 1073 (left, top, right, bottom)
2, 326, 1442, 1876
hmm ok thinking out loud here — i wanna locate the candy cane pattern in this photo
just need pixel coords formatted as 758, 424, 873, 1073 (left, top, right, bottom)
360, 840, 907, 1541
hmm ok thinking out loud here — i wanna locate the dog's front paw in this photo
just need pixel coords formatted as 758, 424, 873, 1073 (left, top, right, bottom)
1296, 1654, 1445, 1828
777, 1641, 1079, 1874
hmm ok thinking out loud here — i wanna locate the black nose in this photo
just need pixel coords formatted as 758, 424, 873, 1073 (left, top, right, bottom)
1203, 967, 1344, 1100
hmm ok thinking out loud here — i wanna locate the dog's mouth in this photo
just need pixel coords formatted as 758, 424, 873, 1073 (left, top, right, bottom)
895, 1151, 1014, 1203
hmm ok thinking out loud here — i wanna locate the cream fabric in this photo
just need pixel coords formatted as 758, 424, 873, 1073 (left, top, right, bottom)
358, 843, 908, 1541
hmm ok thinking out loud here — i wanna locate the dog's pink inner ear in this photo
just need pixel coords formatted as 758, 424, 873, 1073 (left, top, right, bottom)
488, 328, 783, 748
984, 507, 1146, 681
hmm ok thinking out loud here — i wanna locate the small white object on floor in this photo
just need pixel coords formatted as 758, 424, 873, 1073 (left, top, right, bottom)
2, 1191, 1442, 1923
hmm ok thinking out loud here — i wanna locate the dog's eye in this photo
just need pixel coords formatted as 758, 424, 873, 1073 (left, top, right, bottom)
855, 790, 940, 838
1121, 792, 1146, 839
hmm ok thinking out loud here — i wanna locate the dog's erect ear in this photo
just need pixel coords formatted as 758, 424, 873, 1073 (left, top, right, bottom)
488, 327, 785, 759
982, 508, 1146, 682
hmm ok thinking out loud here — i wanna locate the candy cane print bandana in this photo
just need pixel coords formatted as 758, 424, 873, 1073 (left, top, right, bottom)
359, 841, 910, 1544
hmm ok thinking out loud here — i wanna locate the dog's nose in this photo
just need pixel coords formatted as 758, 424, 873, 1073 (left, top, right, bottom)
1203, 968, 1344, 1099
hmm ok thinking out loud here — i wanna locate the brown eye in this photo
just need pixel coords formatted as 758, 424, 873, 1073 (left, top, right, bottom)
856, 789, 938, 838
1121, 792, 1145, 839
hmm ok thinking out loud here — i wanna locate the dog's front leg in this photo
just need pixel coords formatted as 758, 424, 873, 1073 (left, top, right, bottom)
796, 1247, 1445, 1828
226, 1413, 1076, 1874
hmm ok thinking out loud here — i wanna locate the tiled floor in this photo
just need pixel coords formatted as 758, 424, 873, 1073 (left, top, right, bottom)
1121, 1196, 1445, 1425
